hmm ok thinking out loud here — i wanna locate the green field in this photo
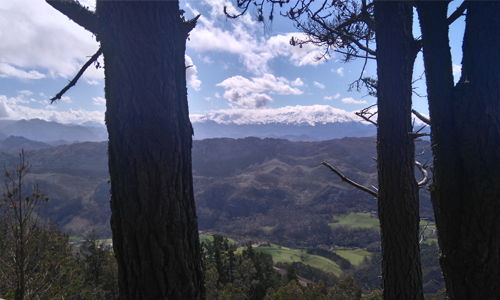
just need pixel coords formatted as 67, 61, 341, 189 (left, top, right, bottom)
329, 212, 380, 229
334, 248, 372, 266
254, 245, 342, 276
329, 213, 437, 244
199, 234, 237, 245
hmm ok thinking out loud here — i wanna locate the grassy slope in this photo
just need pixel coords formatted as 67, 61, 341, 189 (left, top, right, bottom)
329, 212, 380, 229
254, 245, 342, 276
329, 213, 438, 244
334, 248, 372, 266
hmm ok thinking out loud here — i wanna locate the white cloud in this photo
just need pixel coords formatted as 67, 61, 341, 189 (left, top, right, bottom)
18, 90, 33, 96
324, 93, 341, 101
188, 7, 327, 75
61, 96, 72, 103
199, 55, 214, 64
0, 0, 101, 79
336, 67, 344, 77
192, 0, 256, 27
313, 81, 326, 89
185, 55, 202, 91
266, 33, 328, 68
291, 78, 304, 87
0, 94, 104, 124
341, 97, 367, 105
85, 79, 100, 86
452, 64, 461, 76
190, 105, 359, 126
92, 96, 106, 106
0, 63, 45, 79
217, 74, 302, 108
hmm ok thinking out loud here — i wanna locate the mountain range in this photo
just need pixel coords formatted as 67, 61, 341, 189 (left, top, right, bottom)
0, 135, 432, 246
0, 110, 376, 143
0, 119, 107, 144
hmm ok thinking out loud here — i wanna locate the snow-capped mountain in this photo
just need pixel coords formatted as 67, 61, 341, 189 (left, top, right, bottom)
191, 105, 376, 141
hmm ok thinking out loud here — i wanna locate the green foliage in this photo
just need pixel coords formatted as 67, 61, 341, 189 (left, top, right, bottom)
0, 152, 76, 299
265, 280, 328, 300
328, 276, 362, 300
420, 243, 444, 294
276, 262, 338, 287
202, 236, 280, 300
361, 289, 383, 300
285, 264, 298, 282
76, 234, 119, 299
352, 253, 382, 291
0, 153, 118, 299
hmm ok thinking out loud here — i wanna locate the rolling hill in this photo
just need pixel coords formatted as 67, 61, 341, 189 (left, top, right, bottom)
0, 136, 432, 246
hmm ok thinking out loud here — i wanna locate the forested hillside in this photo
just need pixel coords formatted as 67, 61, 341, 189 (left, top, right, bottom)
0, 136, 432, 246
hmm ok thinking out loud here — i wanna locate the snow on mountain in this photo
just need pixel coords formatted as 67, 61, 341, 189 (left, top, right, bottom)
190, 105, 361, 126
190, 105, 376, 141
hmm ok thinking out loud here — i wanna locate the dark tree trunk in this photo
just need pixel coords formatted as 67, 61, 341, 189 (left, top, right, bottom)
418, 2, 500, 299
96, 1, 204, 299
374, 1, 423, 299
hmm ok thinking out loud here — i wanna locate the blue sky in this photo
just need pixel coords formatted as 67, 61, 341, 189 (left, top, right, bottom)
0, 0, 465, 125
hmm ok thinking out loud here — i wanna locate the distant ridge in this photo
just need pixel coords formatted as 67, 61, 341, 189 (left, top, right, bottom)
191, 105, 376, 140
0, 136, 51, 153
0, 119, 107, 143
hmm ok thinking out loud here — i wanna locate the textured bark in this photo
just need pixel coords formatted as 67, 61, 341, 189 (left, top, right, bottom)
374, 2, 423, 299
418, 2, 500, 299
96, 1, 204, 299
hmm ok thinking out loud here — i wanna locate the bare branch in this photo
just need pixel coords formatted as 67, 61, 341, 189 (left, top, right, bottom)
415, 161, 430, 187
50, 48, 102, 103
46, 0, 98, 34
411, 109, 431, 125
410, 124, 430, 139
355, 104, 378, 126
322, 161, 378, 198
410, 132, 430, 139
419, 222, 430, 244
447, 1, 467, 25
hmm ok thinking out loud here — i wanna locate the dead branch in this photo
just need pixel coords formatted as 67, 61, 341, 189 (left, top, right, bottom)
355, 104, 378, 126
447, 1, 468, 25
419, 222, 430, 244
415, 161, 430, 187
322, 161, 378, 198
50, 48, 102, 103
46, 0, 98, 34
411, 109, 431, 126
410, 123, 430, 139
410, 132, 430, 139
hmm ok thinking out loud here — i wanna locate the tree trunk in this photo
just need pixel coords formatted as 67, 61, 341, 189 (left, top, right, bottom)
374, 2, 423, 299
418, 2, 500, 298
97, 2, 204, 299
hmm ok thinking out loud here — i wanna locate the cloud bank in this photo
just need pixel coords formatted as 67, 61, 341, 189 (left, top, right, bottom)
0, 0, 101, 80
0, 94, 104, 124
187, 0, 328, 75
217, 74, 302, 108
190, 105, 360, 126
